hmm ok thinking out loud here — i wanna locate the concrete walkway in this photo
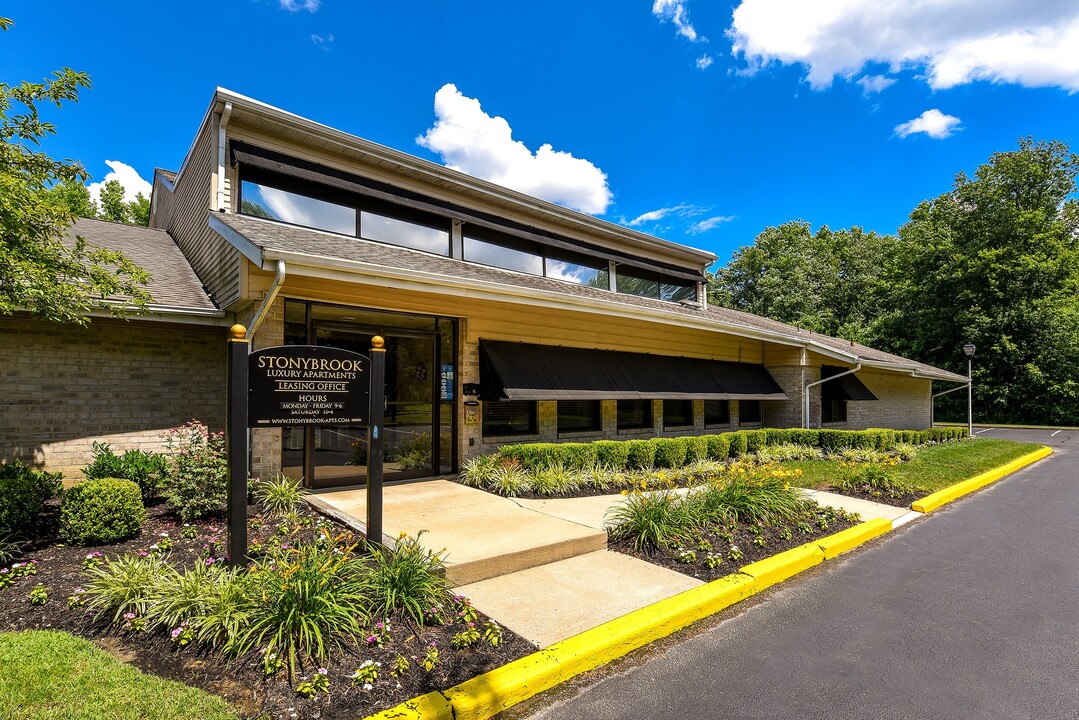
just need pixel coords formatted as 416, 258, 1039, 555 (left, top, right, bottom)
309, 479, 905, 648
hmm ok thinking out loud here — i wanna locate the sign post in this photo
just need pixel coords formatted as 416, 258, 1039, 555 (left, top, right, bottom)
366, 336, 386, 546
226, 324, 250, 567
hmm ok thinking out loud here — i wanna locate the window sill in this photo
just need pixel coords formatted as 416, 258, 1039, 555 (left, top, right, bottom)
558, 430, 604, 440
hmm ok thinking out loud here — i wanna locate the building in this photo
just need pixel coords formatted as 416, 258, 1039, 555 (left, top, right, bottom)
0, 88, 968, 483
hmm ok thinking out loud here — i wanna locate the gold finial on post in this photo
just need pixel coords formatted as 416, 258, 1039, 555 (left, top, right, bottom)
229, 324, 248, 341
371, 335, 385, 350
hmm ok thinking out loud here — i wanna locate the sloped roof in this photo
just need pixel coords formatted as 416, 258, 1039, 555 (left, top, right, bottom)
211, 212, 966, 382
69, 217, 219, 313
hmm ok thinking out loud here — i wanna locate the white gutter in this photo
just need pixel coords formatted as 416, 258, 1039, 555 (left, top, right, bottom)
803, 363, 861, 429
246, 259, 285, 340
930, 380, 972, 425
216, 101, 233, 212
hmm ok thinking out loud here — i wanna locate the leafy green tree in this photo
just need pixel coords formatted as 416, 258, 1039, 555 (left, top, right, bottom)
97, 178, 129, 223
881, 138, 1079, 424
0, 17, 151, 325
46, 177, 96, 217
127, 192, 150, 226
709, 221, 897, 343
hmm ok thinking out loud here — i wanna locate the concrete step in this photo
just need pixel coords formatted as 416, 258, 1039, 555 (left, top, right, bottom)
308, 480, 608, 585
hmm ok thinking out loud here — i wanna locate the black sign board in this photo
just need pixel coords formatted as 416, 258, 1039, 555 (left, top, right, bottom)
248, 345, 370, 427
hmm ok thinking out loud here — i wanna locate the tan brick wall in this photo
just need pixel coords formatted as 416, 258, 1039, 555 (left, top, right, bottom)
842, 370, 932, 430
243, 299, 285, 479
0, 316, 227, 478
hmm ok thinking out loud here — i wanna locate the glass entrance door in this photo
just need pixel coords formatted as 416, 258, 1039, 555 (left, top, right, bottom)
280, 301, 456, 489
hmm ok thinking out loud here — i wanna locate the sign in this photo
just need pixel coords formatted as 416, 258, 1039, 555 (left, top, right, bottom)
440, 364, 454, 400
248, 345, 370, 427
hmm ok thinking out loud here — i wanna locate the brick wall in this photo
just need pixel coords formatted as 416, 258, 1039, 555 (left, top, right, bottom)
842, 370, 932, 430
0, 316, 227, 478
243, 299, 284, 479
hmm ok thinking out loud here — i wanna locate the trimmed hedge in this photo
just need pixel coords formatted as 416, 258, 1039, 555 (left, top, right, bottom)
0, 460, 62, 538
491, 426, 969, 473
59, 478, 146, 546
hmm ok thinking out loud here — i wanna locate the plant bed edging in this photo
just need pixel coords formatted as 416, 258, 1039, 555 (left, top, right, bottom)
364, 519, 892, 720
911, 446, 1052, 513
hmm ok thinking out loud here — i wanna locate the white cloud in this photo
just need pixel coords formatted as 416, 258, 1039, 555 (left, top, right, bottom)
416, 84, 612, 215
696, 54, 714, 70
624, 203, 708, 227
689, 215, 735, 234
87, 160, 152, 205
311, 33, 334, 50
653, 0, 701, 42
856, 74, 895, 94
280, 0, 319, 11
728, 0, 1079, 92
894, 109, 962, 139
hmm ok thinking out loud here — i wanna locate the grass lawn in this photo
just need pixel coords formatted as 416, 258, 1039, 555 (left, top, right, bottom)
789, 438, 1044, 493
0, 631, 238, 720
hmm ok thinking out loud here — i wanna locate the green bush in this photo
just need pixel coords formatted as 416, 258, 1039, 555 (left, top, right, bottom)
83, 553, 169, 623
605, 490, 693, 550
253, 474, 307, 517
559, 442, 597, 470
60, 478, 146, 545
164, 421, 228, 521
765, 428, 820, 446
593, 440, 630, 468
496, 443, 562, 471
0, 460, 61, 538
366, 531, 450, 626
683, 436, 709, 464
625, 439, 656, 469
651, 438, 687, 469
704, 434, 730, 461
84, 443, 170, 501
727, 431, 749, 458
744, 429, 768, 453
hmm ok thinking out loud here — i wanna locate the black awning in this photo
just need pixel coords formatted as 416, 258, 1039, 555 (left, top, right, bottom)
820, 365, 878, 401
479, 340, 788, 401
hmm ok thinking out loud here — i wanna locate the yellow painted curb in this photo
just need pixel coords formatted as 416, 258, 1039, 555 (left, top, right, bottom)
816, 518, 892, 559
364, 520, 892, 720
912, 446, 1052, 513
739, 542, 824, 590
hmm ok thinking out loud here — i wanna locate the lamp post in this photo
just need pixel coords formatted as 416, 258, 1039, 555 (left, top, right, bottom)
963, 343, 976, 437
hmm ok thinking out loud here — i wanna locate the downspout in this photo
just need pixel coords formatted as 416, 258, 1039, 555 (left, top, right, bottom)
247, 259, 286, 342
803, 363, 861, 429
930, 381, 971, 426
216, 101, 233, 212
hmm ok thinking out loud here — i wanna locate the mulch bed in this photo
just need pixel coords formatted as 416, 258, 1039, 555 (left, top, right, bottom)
611, 503, 858, 583
820, 484, 923, 508
0, 499, 534, 719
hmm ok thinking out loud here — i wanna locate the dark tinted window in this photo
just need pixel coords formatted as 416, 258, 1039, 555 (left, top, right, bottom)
663, 399, 693, 428
739, 400, 762, 425
703, 399, 730, 425
822, 399, 847, 423
546, 250, 610, 289
558, 400, 602, 433
464, 234, 543, 275
482, 401, 536, 436
617, 399, 653, 430
240, 180, 356, 235
360, 210, 449, 255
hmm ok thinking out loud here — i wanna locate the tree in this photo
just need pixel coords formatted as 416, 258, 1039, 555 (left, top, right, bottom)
709, 221, 897, 343
0, 17, 151, 325
881, 138, 1079, 424
97, 178, 129, 223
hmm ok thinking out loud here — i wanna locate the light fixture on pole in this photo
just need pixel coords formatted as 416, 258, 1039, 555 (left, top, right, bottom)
963, 343, 976, 436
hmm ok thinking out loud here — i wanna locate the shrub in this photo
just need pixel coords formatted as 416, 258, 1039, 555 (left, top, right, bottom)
0, 534, 26, 566
458, 455, 499, 488
84, 443, 172, 501
558, 442, 597, 470
0, 460, 61, 538
529, 463, 578, 496
236, 536, 371, 676
704, 434, 730, 461
605, 491, 693, 550
593, 440, 630, 469
727, 431, 749, 458
164, 421, 228, 521
253, 474, 307, 517
756, 444, 824, 462
707, 469, 803, 524
625, 439, 656, 469
834, 463, 925, 500
651, 438, 687, 469
489, 460, 530, 497
682, 435, 709, 464
743, 429, 768, 454
366, 531, 450, 626
60, 478, 145, 546
496, 443, 561, 471
83, 553, 169, 623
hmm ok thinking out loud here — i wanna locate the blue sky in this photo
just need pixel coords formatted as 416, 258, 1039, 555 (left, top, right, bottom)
4, 0, 1077, 265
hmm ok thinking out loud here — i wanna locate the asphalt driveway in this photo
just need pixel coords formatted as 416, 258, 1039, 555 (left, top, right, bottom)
515, 428, 1078, 720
